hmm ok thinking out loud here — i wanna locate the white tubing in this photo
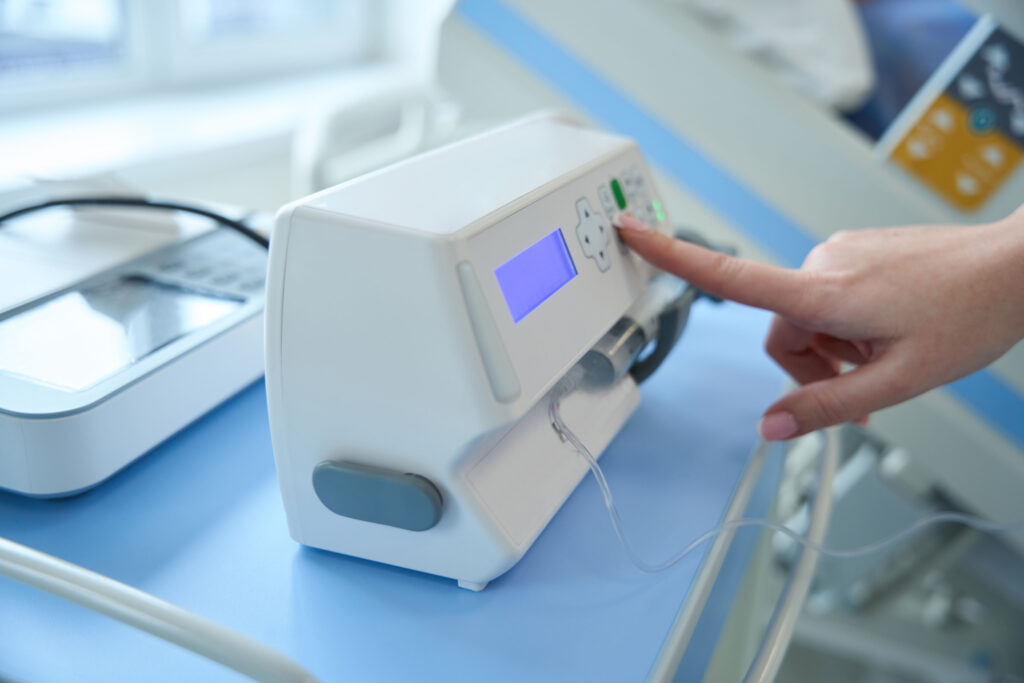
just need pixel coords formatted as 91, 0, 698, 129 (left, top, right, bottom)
741, 427, 840, 683
0, 537, 316, 683
646, 437, 773, 682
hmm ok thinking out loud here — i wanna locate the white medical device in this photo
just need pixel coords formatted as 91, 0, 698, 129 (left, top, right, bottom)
0, 216, 266, 496
266, 115, 673, 590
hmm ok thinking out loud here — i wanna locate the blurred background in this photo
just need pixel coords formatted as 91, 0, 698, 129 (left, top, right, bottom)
2, 0, 1019, 243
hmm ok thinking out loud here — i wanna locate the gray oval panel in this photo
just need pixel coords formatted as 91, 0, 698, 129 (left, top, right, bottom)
312, 461, 443, 532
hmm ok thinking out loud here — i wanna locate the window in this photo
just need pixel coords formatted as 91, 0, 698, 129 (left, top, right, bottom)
171, 0, 372, 83
181, 0, 340, 39
0, 0, 125, 78
0, 0, 374, 110
0, 0, 138, 107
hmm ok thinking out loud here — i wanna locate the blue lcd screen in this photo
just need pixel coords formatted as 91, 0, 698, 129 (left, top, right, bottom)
494, 229, 577, 323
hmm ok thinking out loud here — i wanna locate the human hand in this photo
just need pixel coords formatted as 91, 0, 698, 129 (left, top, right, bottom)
614, 211, 1024, 441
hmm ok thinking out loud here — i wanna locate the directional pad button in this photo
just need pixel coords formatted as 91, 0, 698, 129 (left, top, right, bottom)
575, 197, 611, 271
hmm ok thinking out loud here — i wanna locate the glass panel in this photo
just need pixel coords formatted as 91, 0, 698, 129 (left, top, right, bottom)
0, 0, 124, 79
0, 276, 241, 391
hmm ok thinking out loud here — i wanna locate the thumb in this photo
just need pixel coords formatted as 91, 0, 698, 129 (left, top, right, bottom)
758, 354, 913, 440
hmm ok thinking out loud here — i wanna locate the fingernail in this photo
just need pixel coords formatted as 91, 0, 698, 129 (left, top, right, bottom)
612, 213, 650, 232
758, 412, 798, 441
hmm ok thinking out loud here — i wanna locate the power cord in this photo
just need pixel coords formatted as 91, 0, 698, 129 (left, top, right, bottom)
0, 196, 269, 249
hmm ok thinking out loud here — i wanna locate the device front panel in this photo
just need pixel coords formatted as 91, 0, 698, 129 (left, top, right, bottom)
461, 151, 667, 403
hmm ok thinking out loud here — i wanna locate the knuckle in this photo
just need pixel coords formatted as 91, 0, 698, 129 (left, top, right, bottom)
802, 385, 850, 428
818, 269, 854, 303
804, 231, 858, 272
707, 250, 741, 283
804, 241, 835, 267
764, 339, 786, 365
763, 324, 789, 362
877, 365, 916, 403
794, 270, 840, 325
826, 229, 855, 245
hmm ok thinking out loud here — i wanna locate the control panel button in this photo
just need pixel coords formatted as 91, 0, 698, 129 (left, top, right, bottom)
610, 178, 627, 210
652, 198, 666, 223
629, 165, 646, 191
575, 198, 611, 272
598, 184, 616, 217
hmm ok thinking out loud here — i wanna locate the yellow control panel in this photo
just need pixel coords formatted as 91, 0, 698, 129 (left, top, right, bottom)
890, 26, 1024, 212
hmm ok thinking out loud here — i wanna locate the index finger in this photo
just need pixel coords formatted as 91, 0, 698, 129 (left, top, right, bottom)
616, 215, 820, 321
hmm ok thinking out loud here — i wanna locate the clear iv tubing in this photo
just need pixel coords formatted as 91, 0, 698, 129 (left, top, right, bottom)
547, 394, 1024, 573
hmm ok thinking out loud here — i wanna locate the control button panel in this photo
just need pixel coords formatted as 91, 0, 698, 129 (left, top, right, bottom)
889, 26, 1024, 211
623, 165, 653, 224
137, 230, 267, 300
574, 198, 611, 271
597, 165, 667, 228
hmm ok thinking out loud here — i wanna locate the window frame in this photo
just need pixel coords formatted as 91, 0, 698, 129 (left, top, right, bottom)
0, 0, 150, 111
0, 0, 376, 113
164, 0, 373, 86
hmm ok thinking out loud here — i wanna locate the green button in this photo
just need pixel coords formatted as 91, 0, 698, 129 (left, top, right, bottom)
610, 179, 627, 210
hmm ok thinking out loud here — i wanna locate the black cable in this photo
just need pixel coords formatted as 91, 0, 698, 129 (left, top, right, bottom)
630, 293, 693, 384
0, 196, 269, 249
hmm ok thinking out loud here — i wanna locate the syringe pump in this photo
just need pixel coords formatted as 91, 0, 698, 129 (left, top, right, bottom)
265, 115, 676, 590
